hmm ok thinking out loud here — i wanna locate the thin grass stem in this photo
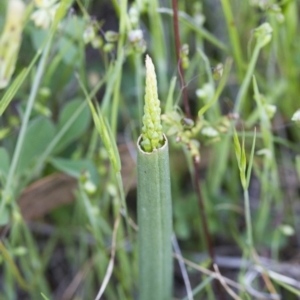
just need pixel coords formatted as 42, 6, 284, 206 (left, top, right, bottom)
2, 37, 52, 209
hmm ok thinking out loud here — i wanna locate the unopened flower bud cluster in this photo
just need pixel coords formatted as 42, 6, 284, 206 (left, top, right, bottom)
141, 55, 164, 152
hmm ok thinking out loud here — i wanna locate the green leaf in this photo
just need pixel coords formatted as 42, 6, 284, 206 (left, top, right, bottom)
16, 117, 56, 174
241, 135, 247, 173
83, 86, 120, 172
296, 156, 300, 181
53, 99, 91, 153
137, 135, 173, 300
30, 28, 49, 51
198, 58, 232, 117
0, 147, 10, 176
52, 0, 73, 29
62, 16, 85, 40
57, 17, 85, 66
165, 76, 177, 113
233, 129, 248, 189
0, 46, 42, 116
233, 128, 241, 168
0, 206, 9, 226
157, 8, 228, 52
0, 70, 27, 116
246, 129, 257, 189
50, 157, 99, 185
59, 36, 80, 66
41, 293, 50, 300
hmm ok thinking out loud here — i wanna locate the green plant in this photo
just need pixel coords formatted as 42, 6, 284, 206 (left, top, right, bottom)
137, 55, 173, 300
0, 0, 300, 299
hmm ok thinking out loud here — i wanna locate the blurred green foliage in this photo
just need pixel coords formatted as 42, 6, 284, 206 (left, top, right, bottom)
0, 0, 300, 299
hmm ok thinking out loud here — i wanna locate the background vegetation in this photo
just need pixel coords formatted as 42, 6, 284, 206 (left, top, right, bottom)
0, 0, 300, 299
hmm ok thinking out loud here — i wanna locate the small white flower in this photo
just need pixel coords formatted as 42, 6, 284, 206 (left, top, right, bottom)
31, 0, 59, 29
128, 29, 143, 43
264, 104, 277, 119
279, 224, 294, 236
256, 148, 272, 159
196, 83, 213, 100
107, 182, 117, 197
91, 37, 103, 49
201, 127, 219, 137
128, 5, 139, 27
83, 180, 96, 194
83, 25, 96, 44
291, 109, 300, 122
194, 13, 205, 27
34, 0, 58, 8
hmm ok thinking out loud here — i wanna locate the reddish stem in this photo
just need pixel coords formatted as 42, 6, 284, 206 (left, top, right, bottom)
171, 0, 191, 119
171, 0, 214, 262
192, 160, 215, 260
171, 1, 225, 297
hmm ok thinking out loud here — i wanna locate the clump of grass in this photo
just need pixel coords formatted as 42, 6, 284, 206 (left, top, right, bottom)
0, 0, 299, 299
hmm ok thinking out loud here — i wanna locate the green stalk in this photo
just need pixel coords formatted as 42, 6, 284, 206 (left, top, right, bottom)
233, 127, 256, 251
243, 189, 253, 249
157, 8, 228, 53
233, 44, 260, 114
111, 0, 128, 135
252, 76, 280, 242
210, 23, 273, 194
220, 0, 244, 79
137, 134, 173, 300
137, 55, 173, 299
234, 23, 273, 114
1, 37, 52, 215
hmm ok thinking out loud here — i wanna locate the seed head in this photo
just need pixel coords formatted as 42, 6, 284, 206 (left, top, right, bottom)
141, 55, 164, 152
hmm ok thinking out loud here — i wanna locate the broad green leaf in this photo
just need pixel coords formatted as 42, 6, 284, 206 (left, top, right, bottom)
62, 16, 85, 40
0, 206, 9, 226
53, 99, 91, 153
0, 147, 10, 176
50, 157, 99, 185
0, 16, 4, 30
57, 17, 85, 66
59, 36, 80, 66
30, 28, 49, 51
0, 7, 6, 26
16, 116, 56, 174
